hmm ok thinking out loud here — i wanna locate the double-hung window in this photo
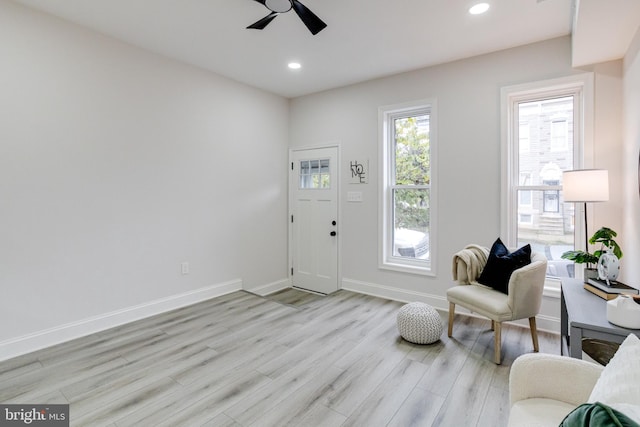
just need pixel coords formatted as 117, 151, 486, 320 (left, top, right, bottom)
379, 100, 437, 275
501, 75, 593, 296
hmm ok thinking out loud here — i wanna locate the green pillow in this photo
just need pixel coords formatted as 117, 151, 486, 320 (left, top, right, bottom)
560, 402, 640, 427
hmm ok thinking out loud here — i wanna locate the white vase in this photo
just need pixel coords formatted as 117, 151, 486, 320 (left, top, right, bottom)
597, 248, 620, 282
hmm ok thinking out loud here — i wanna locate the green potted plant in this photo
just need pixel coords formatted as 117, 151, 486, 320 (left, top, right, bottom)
561, 227, 623, 279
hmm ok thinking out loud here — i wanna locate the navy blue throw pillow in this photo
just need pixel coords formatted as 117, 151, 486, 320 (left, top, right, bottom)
477, 238, 531, 294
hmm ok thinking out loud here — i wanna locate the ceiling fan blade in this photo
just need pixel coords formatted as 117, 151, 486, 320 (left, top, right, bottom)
247, 11, 279, 30
251, 0, 267, 5
290, 0, 327, 35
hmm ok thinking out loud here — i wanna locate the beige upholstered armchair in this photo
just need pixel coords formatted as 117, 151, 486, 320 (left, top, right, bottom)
447, 244, 548, 364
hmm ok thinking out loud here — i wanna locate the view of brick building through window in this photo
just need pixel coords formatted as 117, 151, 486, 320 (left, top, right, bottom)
517, 95, 575, 278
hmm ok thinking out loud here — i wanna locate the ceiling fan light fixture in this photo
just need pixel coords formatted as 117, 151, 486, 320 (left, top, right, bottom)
265, 0, 292, 13
288, 62, 302, 70
469, 3, 490, 15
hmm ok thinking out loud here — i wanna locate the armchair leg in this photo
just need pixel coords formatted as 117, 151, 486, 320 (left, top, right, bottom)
494, 322, 502, 365
529, 317, 539, 352
448, 302, 455, 337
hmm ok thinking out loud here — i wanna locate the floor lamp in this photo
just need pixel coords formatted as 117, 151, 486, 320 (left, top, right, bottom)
562, 169, 609, 255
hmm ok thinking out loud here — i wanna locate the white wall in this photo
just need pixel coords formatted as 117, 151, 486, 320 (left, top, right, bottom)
2, 0, 633, 359
622, 27, 640, 285
589, 60, 624, 257
289, 36, 623, 330
0, 0, 289, 355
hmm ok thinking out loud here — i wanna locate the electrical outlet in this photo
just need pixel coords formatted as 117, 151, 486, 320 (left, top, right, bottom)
181, 262, 189, 275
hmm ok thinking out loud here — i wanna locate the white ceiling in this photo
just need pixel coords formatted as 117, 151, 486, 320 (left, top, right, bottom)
572, 0, 640, 68
7, 0, 586, 98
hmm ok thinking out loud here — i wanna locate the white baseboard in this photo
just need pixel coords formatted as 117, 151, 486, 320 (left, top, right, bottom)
0, 279, 243, 362
1, 276, 560, 362
341, 277, 560, 333
245, 278, 291, 296
342, 277, 448, 309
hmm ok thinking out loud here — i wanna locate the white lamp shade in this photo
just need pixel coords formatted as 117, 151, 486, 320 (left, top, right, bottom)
562, 169, 609, 202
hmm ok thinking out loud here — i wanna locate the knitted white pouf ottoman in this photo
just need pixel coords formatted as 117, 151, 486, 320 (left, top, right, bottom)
397, 302, 443, 344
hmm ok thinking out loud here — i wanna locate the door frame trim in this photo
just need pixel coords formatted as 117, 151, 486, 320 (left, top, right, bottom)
288, 143, 341, 293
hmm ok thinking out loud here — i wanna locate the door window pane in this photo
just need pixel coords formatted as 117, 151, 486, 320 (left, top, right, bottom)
300, 158, 330, 189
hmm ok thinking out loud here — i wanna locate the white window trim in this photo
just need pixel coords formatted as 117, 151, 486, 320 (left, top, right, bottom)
500, 74, 594, 298
378, 99, 438, 276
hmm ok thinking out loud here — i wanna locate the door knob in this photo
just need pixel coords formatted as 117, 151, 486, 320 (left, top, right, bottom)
332, 221, 337, 226
330, 231, 337, 236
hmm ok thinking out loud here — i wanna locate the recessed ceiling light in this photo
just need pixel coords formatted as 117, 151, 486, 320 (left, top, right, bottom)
469, 3, 490, 15
288, 62, 302, 70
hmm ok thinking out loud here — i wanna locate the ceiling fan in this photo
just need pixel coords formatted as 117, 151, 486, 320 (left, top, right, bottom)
247, 0, 327, 35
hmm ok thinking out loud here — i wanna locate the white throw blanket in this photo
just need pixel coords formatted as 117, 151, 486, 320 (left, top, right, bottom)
452, 244, 490, 284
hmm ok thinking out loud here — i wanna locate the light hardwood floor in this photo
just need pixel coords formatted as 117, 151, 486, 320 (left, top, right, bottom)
0, 289, 560, 426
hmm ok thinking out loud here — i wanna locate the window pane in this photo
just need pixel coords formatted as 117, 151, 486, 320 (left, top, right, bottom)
518, 96, 574, 186
381, 101, 434, 273
517, 189, 574, 278
301, 161, 310, 175
299, 158, 330, 189
394, 115, 430, 185
517, 95, 575, 278
320, 159, 330, 174
393, 188, 429, 260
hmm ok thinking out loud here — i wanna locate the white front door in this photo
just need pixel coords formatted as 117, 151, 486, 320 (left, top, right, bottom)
290, 147, 339, 294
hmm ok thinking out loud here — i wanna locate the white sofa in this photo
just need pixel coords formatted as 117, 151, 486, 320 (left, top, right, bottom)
508, 334, 640, 426
508, 353, 602, 426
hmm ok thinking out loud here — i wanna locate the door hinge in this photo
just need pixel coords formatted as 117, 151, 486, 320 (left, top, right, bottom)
291, 267, 294, 276
291, 214, 294, 223
291, 162, 294, 170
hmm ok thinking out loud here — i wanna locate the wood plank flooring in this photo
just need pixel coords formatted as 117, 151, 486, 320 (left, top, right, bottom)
0, 289, 560, 426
